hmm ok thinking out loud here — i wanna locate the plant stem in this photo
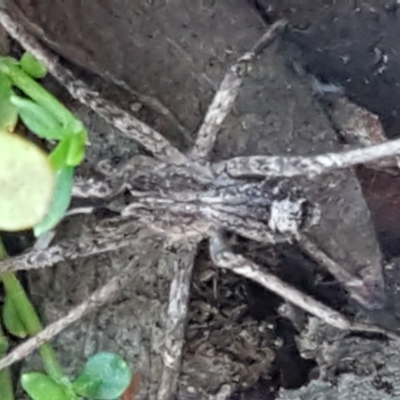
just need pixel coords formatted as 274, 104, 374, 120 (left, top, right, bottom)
0, 241, 64, 380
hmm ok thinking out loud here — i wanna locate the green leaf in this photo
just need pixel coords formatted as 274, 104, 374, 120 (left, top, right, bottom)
34, 165, 74, 237
4, 60, 77, 127
0, 73, 17, 132
2, 292, 28, 338
48, 137, 70, 170
10, 95, 64, 140
72, 352, 131, 400
21, 372, 73, 400
0, 71, 12, 101
61, 119, 87, 166
19, 53, 47, 79
0, 131, 55, 231
47, 130, 87, 169
0, 99, 18, 133
0, 328, 8, 355
66, 128, 87, 166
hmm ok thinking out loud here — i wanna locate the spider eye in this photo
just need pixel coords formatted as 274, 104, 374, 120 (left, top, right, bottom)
111, 156, 122, 165
300, 200, 320, 230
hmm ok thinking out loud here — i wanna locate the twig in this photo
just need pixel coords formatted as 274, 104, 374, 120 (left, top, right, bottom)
190, 20, 286, 161
157, 242, 197, 400
209, 231, 399, 338
213, 137, 400, 178
0, 8, 189, 166
0, 274, 120, 372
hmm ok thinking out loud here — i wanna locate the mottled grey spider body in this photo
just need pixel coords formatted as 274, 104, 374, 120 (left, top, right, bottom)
79, 155, 319, 244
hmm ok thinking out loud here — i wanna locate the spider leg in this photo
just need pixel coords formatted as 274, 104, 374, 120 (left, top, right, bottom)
96, 155, 161, 178
190, 20, 286, 161
73, 155, 163, 199
209, 231, 398, 337
72, 177, 119, 199
0, 8, 188, 165
0, 220, 146, 273
299, 234, 386, 310
157, 240, 198, 400
212, 138, 400, 179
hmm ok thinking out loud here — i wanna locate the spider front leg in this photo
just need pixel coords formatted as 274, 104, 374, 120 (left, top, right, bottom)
212, 138, 400, 179
209, 231, 397, 337
72, 176, 118, 199
189, 20, 286, 161
73, 155, 164, 200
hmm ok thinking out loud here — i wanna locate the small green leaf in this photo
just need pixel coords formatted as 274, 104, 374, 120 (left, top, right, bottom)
0, 131, 55, 231
66, 128, 87, 166
5, 60, 77, 127
20, 53, 47, 79
0, 56, 20, 74
47, 130, 87, 169
34, 165, 74, 237
61, 119, 87, 166
72, 352, 131, 400
0, 73, 17, 132
0, 71, 12, 101
0, 331, 8, 355
2, 292, 28, 338
0, 99, 18, 133
10, 95, 64, 140
48, 137, 70, 170
21, 372, 73, 400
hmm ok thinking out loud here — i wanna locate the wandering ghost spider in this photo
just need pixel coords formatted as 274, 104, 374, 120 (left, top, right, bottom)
1, 11, 400, 399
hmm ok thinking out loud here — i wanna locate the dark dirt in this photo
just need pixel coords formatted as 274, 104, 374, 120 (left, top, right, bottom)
3, 0, 400, 399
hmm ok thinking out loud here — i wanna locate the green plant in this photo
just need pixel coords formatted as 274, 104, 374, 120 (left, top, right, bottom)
0, 51, 86, 234
0, 53, 131, 400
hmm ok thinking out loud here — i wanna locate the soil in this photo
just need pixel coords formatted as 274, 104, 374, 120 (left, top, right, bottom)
3, 0, 400, 399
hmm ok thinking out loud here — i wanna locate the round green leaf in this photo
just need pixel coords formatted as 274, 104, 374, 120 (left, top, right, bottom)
10, 95, 64, 140
19, 53, 47, 79
72, 352, 131, 400
21, 373, 72, 400
2, 292, 28, 338
0, 131, 55, 231
34, 165, 74, 237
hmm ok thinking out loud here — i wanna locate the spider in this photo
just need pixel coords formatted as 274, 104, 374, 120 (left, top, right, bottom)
1, 12, 399, 399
